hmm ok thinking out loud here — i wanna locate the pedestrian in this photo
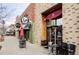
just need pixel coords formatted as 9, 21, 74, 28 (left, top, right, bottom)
20, 25, 24, 39
19, 25, 26, 48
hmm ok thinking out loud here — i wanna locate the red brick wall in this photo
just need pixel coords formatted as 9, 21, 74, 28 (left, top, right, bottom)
22, 3, 36, 22
21, 3, 56, 44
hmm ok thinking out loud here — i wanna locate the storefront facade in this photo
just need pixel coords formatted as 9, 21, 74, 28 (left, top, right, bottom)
21, 3, 56, 45
41, 3, 62, 46
15, 3, 79, 54
41, 3, 79, 54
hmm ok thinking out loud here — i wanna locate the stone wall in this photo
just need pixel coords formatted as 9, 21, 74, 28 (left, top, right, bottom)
62, 3, 79, 54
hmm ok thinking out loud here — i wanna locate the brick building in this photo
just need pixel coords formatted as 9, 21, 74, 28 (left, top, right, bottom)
21, 3, 56, 44
40, 3, 79, 54
16, 3, 79, 54
62, 3, 79, 54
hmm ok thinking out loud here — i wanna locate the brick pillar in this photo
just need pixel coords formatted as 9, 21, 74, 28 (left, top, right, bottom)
62, 3, 79, 54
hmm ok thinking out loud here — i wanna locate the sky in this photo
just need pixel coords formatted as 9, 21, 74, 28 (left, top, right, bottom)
0, 3, 62, 27
0, 3, 30, 26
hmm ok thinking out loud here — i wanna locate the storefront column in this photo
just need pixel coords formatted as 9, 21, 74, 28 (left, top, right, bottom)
42, 16, 46, 41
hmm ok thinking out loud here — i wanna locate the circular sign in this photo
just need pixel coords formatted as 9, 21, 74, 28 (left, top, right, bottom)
21, 17, 29, 24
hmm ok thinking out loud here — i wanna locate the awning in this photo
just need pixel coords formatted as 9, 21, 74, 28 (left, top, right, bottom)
46, 9, 62, 20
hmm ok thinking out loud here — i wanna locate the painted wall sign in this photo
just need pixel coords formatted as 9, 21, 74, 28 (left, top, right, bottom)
46, 9, 62, 20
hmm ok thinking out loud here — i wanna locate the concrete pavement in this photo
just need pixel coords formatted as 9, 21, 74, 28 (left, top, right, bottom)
0, 36, 49, 55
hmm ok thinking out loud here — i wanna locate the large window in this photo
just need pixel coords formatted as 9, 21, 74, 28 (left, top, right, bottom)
50, 18, 62, 26
46, 18, 62, 27
56, 18, 62, 26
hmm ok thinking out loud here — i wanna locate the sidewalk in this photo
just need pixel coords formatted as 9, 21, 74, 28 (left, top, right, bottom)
0, 36, 49, 55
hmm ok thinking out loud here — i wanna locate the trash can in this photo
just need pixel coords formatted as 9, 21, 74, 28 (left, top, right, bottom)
19, 38, 26, 48
68, 44, 76, 55
61, 43, 68, 55
56, 45, 63, 55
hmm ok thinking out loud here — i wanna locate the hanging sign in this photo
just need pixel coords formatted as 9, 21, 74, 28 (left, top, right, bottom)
21, 16, 29, 24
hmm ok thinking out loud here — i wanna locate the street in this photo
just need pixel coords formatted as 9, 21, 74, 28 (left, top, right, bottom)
0, 36, 49, 55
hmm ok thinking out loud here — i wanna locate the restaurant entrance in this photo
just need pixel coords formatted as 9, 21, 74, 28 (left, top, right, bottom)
46, 16, 62, 54
41, 3, 63, 54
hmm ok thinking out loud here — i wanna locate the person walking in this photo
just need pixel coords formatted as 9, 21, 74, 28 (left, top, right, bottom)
19, 25, 26, 48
